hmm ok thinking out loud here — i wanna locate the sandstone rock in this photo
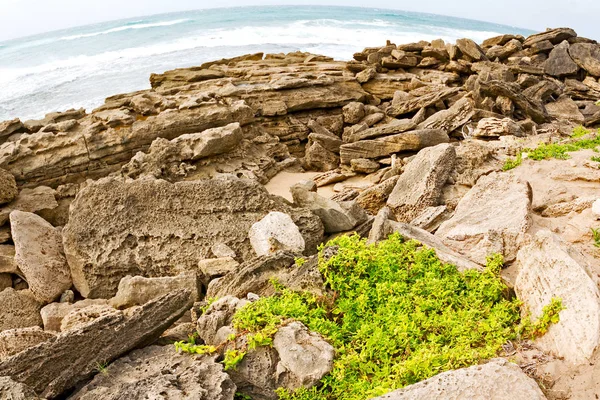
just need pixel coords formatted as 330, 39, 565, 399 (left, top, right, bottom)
456, 38, 487, 61
417, 96, 475, 133
249, 212, 305, 256
546, 95, 585, 124
291, 183, 367, 233
198, 257, 240, 282
544, 40, 579, 77
436, 172, 532, 264
304, 141, 340, 171
0, 290, 193, 399
0, 186, 58, 227
10, 211, 71, 304
350, 158, 380, 174
523, 27, 577, 47
0, 289, 42, 331
40, 299, 109, 332
355, 175, 400, 215
0, 273, 11, 291
62, 177, 323, 298
486, 39, 522, 60
0, 119, 26, 143
211, 243, 237, 258
69, 345, 236, 400
60, 304, 120, 332
373, 359, 546, 400
478, 79, 548, 124
197, 296, 248, 346
0, 327, 54, 360
387, 144, 455, 222
207, 253, 324, 299
342, 102, 366, 125
592, 199, 600, 219
356, 68, 377, 83
0, 169, 18, 205
109, 272, 201, 309
515, 230, 600, 365
569, 42, 600, 76
472, 117, 524, 138
482, 34, 520, 48
386, 87, 461, 117
0, 376, 40, 400
0, 245, 18, 275
410, 205, 449, 232
343, 119, 416, 143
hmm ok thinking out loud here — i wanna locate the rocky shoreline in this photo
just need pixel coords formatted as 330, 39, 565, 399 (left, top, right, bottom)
1, 27, 600, 399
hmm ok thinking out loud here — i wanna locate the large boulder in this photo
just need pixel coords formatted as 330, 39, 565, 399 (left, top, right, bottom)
0, 289, 42, 331
62, 177, 323, 298
569, 42, 600, 76
0, 290, 193, 399
249, 212, 305, 256
69, 345, 236, 400
544, 40, 579, 77
0, 169, 18, 205
373, 359, 546, 400
515, 230, 600, 365
10, 211, 71, 304
436, 172, 532, 264
387, 143, 455, 222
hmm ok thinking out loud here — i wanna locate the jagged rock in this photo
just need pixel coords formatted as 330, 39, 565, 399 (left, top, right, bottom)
569, 42, 600, 76
478, 79, 548, 123
69, 345, 236, 400
523, 27, 577, 47
544, 40, 579, 77
62, 177, 323, 298
40, 299, 109, 332
486, 39, 522, 60
304, 141, 340, 171
436, 172, 532, 264
355, 175, 400, 215
291, 183, 367, 233
546, 95, 585, 124
10, 211, 71, 304
373, 359, 546, 400
0, 376, 40, 400
198, 258, 240, 283
0, 186, 58, 227
0, 289, 42, 331
342, 102, 366, 125
369, 207, 482, 272
482, 34, 520, 48
451, 140, 498, 186
109, 272, 201, 309
343, 119, 416, 143
211, 243, 237, 258
356, 68, 377, 83
0, 245, 18, 275
206, 253, 324, 299
350, 158, 380, 174
197, 296, 247, 345
249, 212, 305, 256
386, 87, 461, 117
472, 117, 524, 138
410, 205, 449, 232
0, 169, 18, 205
417, 96, 475, 133
0, 327, 55, 360
340, 129, 449, 164
515, 230, 600, 365
60, 304, 120, 332
456, 38, 487, 61
0, 290, 193, 399
387, 144, 456, 222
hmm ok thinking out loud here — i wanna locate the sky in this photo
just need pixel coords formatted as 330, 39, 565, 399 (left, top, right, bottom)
0, 0, 598, 42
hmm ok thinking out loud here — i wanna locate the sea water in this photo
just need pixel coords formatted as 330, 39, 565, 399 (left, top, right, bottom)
0, 5, 534, 121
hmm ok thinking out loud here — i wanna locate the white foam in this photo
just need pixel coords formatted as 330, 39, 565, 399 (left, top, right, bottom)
58, 19, 190, 41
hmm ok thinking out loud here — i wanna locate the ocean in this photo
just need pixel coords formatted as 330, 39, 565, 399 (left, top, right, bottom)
0, 6, 534, 122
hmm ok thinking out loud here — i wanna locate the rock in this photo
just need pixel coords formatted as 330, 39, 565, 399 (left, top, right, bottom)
472, 117, 524, 138
350, 158, 380, 174
207, 253, 324, 299
0, 376, 40, 400
544, 40, 579, 77
0, 289, 42, 331
386, 87, 461, 117
291, 183, 367, 233
482, 34, 520, 48
109, 272, 201, 309
304, 141, 340, 171
340, 129, 449, 164
373, 359, 546, 400
523, 27, 577, 47
486, 39, 522, 60
211, 243, 237, 258
355, 175, 400, 215
0, 327, 54, 360
342, 102, 366, 124
478, 79, 548, 124
369, 208, 482, 272
40, 299, 109, 332
592, 199, 600, 219
0, 119, 26, 144
60, 304, 120, 332
569, 42, 600, 76
0, 186, 58, 227
418, 96, 475, 133
0, 245, 18, 275
410, 205, 449, 232
343, 119, 416, 143
436, 172, 532, 264
0, 169, 18, 205
198, 257, 240, 282
0, 274, 11, 291
515, 230, 600, 365
546, 95, 586, 124
456, 38, 487, 61
387, 144, 456, 222
62, 177, 323, 298
10, 211, 71, 304
249, 212, 306, 256
356, 68, 377, 83
0, 290, 193, 399
197, 296, 248, 346
69, 345, 236, 400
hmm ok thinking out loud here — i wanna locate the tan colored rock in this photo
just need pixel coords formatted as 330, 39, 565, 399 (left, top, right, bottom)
546, 95, 585, 124
40, 299, 109, 332
418, 96, 475, 133
0, 327, 55, 360
304, 141, 340, 171
515, 230, 600, 365
0, 273, 11, 291
0, 376, 40, 400
373, 359, 546, 400
436, 172, 532, 264
355, 175, 400, 216
386, 87, 461, 117
0, 289, 42, 331
249, 212, 305, 256
60, 304, 120, 332
0, 168, 18, 205
456, 38, 488, 61
569, 42, 600, 76
62, 177, 323, 298
0, 186, 58, 226
0, 244, 18, 275
472, 117, 524, 138
10, 211, 71, 304
198, 257, 240, 282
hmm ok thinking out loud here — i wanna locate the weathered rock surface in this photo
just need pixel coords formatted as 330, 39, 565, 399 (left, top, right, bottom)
69, 345, 236, 400
0, 186, 58, 227
545, 40, 579, 77
436, 172, 532, 264
0, 376, 40, 400
0, 327, 55, 360
249, 212, 306, 256
569, 42, 600, 76
0, 169, 18, 205
387, 143, 455, 222
62, 177, 323, 298
515, 230, 600, 365
0, 289, 42, 332
40, 299, 110, 332
0, 290, 193, 399
373, 359, 546, 400
472, 117, 524, 137
10, 211, 71, 304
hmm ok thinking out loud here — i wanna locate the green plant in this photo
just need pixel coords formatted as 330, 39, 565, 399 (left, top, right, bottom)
571, 125, 591, 138
95, 361, 109, 375
230, 234, 562, 400
295, 257, 306, 267
591, 228, 600, 248
503, 153, 523, 171
235, 393, 253, 400
591, 156, 600, 163
223, 349, 247, 371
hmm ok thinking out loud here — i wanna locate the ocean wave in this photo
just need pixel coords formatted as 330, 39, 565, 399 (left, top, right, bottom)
58, 18, 190, 41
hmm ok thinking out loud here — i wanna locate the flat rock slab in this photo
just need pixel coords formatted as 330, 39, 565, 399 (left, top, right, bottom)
69, 345, 236, 400
436, 172, 532, 264
515, 230, 600, 365
372, 359, 546, 400
0, 290, 193, 399
62, 176, 323, 298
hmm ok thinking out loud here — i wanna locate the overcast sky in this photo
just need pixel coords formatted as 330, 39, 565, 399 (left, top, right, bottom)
1, 0, 598, 42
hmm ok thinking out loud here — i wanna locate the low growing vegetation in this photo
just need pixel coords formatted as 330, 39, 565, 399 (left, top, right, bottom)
591, 228, 600, 248
177, 234, 562, 400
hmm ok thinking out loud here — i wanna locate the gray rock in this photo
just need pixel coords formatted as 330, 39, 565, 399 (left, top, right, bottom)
544, 40, 579, 77
569, 42, 600, 76
0, 290, 193, 399
0, 169, 18, 205
198, 257, 240, 283
249, 212, 306, 256
69, 346, 236, 400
